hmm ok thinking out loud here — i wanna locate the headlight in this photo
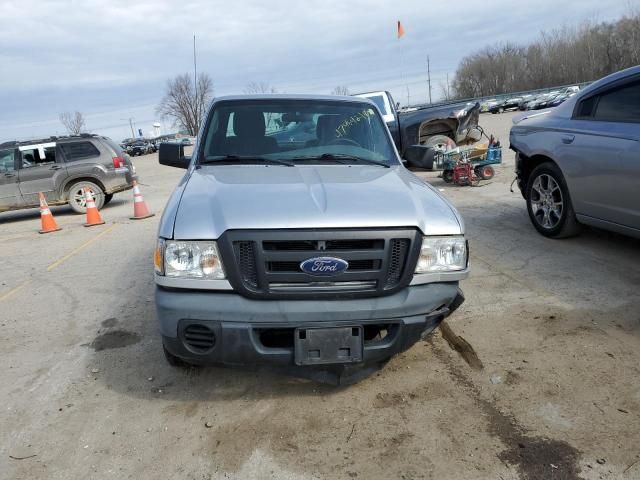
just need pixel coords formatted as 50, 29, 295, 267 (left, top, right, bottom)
157, 240, 225, 279
415, 236, 467, 273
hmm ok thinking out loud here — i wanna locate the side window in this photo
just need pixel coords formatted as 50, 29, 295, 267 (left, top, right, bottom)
0, 149, 16, 173
593, 82, 640, 123
20, 147, 56, 168
60, 141, 101, 161
575, 96, 597, 118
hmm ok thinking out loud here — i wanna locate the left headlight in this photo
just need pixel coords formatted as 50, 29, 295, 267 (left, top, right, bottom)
415, 236, 467, 273
155, 239, 225, 279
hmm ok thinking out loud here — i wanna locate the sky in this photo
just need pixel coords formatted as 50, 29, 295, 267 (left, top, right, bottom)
0, 0, 636, 142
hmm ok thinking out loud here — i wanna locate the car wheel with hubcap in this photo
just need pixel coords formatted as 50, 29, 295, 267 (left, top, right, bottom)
67, 180, 105, 214
526, 162, 580, 238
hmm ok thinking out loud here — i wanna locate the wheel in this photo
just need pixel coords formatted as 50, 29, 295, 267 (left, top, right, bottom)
442, 170, 454, 183
476, 165, 495, 180
498, 107, 505, 113
162, 343, 195, 368
67, 180, 105, 214
424, 135, 456, 152
104, 194, 114, 205
526, 162, 581, 238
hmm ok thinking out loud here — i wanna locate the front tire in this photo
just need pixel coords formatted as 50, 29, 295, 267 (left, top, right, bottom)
526, 162, 580, 238
67, 181, 105, 214
104, 194, 114, 205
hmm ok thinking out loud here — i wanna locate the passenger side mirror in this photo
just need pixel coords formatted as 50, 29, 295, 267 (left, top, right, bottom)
403, 145, 437, 170
159, 143, 190, 169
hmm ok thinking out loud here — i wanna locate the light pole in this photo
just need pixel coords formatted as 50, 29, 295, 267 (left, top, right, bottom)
121, 118, 136, 138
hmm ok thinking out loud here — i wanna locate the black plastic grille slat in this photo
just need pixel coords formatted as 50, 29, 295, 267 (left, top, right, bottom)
385, 239, 410, 289
235, 241, 258, 289
263, 239, 382, 251
183, 325, 216, 352
263, 240, 316, 251
267, 259, 380, 272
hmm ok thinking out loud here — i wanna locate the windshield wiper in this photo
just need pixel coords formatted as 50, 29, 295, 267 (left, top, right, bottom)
294, 153, 390, 168
200, 155, 294, 167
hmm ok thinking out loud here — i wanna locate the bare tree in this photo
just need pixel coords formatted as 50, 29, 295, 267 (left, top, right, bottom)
244, 82, 278, 94
331, 85, 350, 96
450, 11, 640, 98
157, 73, 214, 136
59, 111, 86, 135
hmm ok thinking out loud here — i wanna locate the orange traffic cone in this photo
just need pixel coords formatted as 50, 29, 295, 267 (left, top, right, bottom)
130, 181, 154, 220
84, 187, 105, 227
38, 192, 61, 234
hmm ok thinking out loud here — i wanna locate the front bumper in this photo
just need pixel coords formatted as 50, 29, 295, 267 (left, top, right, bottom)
156, 282, 464, 380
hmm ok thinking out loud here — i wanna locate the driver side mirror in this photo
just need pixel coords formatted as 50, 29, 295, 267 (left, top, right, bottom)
159, 143, 190, 169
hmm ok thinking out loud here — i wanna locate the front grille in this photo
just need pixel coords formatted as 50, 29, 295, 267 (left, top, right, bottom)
183, 324, 216, 353
219, 229, 420, 299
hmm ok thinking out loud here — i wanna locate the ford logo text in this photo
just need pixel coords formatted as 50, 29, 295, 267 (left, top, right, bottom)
300, 257, 349, 276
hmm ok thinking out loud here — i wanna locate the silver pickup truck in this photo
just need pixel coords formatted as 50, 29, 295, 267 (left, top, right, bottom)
154, 94, 468, 384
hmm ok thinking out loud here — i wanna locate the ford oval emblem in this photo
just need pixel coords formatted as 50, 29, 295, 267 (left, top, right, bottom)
300, 257, 349, 276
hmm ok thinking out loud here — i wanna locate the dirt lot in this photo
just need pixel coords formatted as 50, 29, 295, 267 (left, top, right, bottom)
2, 110, 640, 480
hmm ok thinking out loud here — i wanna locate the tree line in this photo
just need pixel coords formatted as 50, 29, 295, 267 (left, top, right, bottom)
451, 11, 640, 99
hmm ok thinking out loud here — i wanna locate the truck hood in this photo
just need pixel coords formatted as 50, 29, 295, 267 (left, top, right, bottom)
170, 165, 463, 239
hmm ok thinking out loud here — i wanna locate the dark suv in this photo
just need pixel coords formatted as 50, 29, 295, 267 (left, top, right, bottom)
0, 134, 137, 214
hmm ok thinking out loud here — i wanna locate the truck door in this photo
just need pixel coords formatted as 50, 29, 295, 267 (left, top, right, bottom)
17, 143, 69, 207
0, 148, 22, 211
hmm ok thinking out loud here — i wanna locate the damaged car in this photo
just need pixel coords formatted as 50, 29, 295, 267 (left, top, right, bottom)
354, 91, 482, 169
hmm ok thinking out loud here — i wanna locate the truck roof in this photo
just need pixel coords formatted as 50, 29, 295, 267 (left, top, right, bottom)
213, 94, 375, 104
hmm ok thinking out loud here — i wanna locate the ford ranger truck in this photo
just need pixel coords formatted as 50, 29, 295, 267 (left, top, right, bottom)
154, 94, 468, 384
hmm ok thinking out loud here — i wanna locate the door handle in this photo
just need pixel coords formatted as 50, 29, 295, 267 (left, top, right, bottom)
50, 165, 62, 170
561, 135, 575, 144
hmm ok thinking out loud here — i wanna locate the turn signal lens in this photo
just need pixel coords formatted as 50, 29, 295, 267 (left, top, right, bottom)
154, 239, 165, 275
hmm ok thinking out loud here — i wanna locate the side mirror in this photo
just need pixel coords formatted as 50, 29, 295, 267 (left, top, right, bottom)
403, 145, 437, 170
159, 143, 190, 169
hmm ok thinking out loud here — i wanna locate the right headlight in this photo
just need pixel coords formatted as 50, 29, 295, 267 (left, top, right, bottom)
155, 239, 225, 279
415, 236, 467, 273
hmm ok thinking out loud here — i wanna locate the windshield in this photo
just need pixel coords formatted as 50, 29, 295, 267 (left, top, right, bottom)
201, 100, 397, 165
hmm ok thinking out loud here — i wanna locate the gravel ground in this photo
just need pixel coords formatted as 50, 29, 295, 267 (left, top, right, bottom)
1, 110, 639, 480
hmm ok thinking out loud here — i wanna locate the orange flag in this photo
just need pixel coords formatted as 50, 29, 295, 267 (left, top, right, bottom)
397, 21, 405, 39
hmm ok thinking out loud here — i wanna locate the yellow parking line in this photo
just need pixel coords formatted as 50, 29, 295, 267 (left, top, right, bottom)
0, 280, 31, 303
47, 224, 118, 271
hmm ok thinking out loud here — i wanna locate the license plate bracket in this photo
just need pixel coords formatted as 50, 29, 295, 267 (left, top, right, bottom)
294, 326, 363, 366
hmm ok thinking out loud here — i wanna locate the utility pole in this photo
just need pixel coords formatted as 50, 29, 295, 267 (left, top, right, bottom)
128, 118, 135, 138
427, 55, 432, 104
446, 73, 450, 100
